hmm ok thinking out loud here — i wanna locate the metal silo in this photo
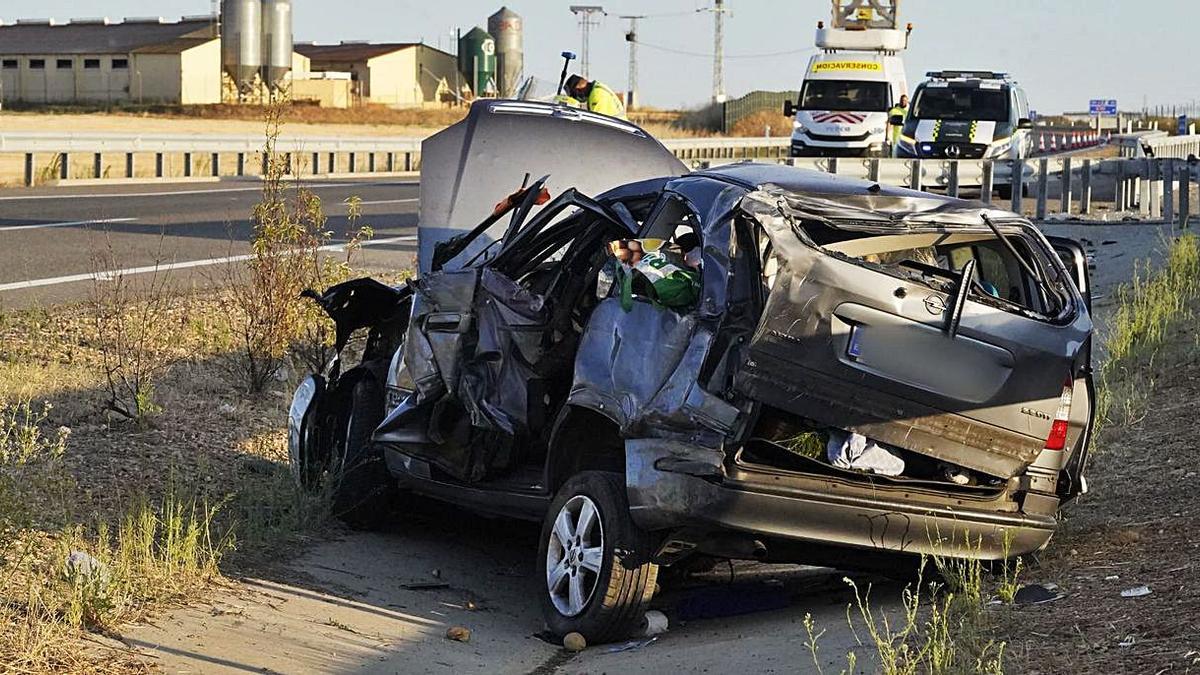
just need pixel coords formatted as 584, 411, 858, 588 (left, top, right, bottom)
261, 0, 293, 88
458, 27, 496, 97
220, 0, 262, 91
488, 7, 523, 98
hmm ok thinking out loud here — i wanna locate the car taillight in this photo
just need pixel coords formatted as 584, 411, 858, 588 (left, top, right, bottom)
1044, 377, 1074, 451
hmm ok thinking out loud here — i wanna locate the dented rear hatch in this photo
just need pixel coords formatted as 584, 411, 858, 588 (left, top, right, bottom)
735, 185, 1092, 480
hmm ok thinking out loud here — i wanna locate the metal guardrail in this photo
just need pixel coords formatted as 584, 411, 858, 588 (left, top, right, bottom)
0, 132, 790, 185
691, 154, 1199, 226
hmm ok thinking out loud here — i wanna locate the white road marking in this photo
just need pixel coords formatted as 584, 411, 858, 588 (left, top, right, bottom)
355, 198, 420, 206
0, 181, 418, 202
0, 217, 138, 232
0, 235, 417, 292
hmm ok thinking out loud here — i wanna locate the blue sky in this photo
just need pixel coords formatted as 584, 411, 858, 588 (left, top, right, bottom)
4, 1, 1198, 114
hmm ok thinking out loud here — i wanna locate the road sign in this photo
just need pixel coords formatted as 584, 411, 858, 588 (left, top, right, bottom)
1089, 99, 1118, 115
1179, 115, 1189, 135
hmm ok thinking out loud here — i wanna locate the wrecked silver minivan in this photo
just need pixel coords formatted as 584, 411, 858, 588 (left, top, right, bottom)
289, 100, 1094, 642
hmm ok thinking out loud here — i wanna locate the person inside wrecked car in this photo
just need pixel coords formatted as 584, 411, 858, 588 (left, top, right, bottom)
559, 74, 627, 119
608, 232, 700, 311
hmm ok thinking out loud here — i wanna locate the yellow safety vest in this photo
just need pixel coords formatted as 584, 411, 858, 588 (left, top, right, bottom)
888, 105, 906, 143
587, 82, 627, 119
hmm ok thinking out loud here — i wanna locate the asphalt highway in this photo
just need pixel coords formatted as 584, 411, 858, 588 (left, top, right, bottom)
0, 178, 421, 309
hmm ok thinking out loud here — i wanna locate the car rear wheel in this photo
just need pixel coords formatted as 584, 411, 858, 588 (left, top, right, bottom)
537, 471, 658, 643
330, 378, 394, 530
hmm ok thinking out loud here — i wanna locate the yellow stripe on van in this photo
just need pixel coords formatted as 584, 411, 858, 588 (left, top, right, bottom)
812, 61, 883, 73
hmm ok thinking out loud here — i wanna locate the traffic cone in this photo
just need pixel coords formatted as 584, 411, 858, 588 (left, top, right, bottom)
1037, 134, 1046, 154
1049, 134, 1057, 152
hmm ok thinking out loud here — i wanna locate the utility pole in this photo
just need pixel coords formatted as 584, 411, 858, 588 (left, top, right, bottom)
708, 0, 729, 103
569, 6, 605, 78
620, 14, 644, 109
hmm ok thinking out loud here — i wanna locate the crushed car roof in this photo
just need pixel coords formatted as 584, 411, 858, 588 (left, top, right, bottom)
697, 162, 1025, 227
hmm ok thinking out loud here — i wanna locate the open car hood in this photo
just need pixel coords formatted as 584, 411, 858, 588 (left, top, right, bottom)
418, 99, 687, 273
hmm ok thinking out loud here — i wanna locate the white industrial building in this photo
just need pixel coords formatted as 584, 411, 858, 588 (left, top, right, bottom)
0, 17, 224, 105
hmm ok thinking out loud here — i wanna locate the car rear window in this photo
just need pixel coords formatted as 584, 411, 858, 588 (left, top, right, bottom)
796, 223, 1070, 319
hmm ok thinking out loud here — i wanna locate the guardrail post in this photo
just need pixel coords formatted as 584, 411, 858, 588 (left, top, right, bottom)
1079, 159, 1092, 215
827, 157, 839, 175
236, 152, 245, 177
93, 153, 102, 179
387, 152, 395, 172
155, 153, 164, 179
1163, 160, 1175, 225
1115, 161, 1126, 210
24, 154, 34, 187
405, 152, 412, 172
1060, 157, 1072, 214
1139, 160, 1153, 216
125, 153, 134, 179
948, 161, 960, 198
59, 153, 69, 181
867, 158, 880, 183
1035, 158, 1049, 220
183, 152, 193, 178
909, 159, 922, 190
348, 152, 357, 174
1010, 159, 1024, 213
1181, 162, 1191, 229
211, 152, 220, 178
981, 160, 994, 205
311, 152, 320, 176
368, 152, 376, 173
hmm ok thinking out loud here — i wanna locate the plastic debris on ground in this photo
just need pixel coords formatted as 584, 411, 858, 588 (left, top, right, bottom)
640, 610, 669, 636
1120, 585, 1152, 598
605, 636, 657, 653
1013, 583, 1065, 605
826, 430, 905, 476
445, 626, 471, 642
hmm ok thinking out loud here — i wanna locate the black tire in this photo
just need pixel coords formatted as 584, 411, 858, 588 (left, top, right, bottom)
537, 471, 659, 643
330, 378, 394, 530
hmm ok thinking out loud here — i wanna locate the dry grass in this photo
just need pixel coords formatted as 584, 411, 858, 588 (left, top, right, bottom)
728, 110, 794, 138
0, 102, 396, 669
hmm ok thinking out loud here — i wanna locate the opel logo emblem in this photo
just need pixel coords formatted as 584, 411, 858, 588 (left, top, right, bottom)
924, 294, 948, 315
945, 144, 962, 159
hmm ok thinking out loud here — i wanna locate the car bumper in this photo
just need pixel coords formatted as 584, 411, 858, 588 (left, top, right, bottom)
790, 138, 883, 158
625, 440, 1057, 560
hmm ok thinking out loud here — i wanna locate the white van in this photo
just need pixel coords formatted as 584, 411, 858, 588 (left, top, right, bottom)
785, 52, 908, 158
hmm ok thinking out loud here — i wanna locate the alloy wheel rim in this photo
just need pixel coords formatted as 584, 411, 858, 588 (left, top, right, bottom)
545, 494, 605, 617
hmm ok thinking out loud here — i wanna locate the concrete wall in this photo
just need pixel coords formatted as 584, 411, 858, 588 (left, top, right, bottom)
0, 44, 220, 105
179, 40, 221, 104
414, 46, 458, 105
129, 53, 182, 103
365, 50, 416, 106
291, 78, 351, 108
1, 55, 136, 104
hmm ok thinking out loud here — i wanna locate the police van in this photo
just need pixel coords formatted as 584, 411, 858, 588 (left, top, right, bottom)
786, 52, 908, 158
896, 71, 1034, 161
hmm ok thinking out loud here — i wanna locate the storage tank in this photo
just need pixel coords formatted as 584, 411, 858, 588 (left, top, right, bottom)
488, 7, 523, 98
220, 0, 262, 91
261, 0, 293, 87
458, 27, 496, 97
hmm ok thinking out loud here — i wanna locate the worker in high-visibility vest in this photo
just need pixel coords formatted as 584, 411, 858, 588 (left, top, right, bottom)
888, 94, 909, 157
563, 74, 627, 119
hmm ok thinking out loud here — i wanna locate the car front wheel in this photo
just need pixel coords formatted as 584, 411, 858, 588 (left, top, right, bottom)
537, 471, 659, 643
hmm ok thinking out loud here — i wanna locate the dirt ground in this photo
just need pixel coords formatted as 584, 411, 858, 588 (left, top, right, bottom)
1002, 308, 1200, 674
